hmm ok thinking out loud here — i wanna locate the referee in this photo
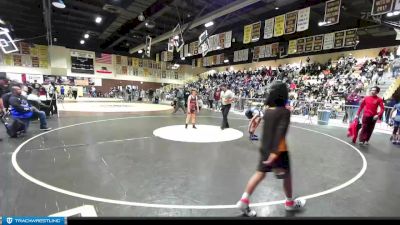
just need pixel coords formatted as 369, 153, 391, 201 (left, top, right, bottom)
220, 84, 234, 130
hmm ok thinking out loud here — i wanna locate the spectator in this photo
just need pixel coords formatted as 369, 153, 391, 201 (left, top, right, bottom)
356, 86, 385, 145
9, 86, 51, 132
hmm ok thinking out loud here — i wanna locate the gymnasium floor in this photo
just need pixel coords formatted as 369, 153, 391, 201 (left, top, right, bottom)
0, 104, 399, 217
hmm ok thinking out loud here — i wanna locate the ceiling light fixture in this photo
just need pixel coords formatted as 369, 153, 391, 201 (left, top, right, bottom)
387, 12, 394, 17
275, 7, 279, 10
318, 21, 327, 26
138, 49, 143, 54
138, 13, 145, 21
0, 18, 5, 25
52, 0, 66, 9
80, 40, 85, 44
95, 16, 102, 23
205, 21, 214, 27
224, 59, 229, 63
84, 33, 89, 39
181, 57, 185, 60
394, 11, 400, 16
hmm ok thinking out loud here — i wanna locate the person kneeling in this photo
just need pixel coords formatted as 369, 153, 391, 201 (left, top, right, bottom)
236, 81, 305, 217
9, 86, 52, 132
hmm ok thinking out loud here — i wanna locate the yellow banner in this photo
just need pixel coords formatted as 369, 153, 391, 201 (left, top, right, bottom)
288, 40, 297, 54
39, 59, 48, 68
143, 68, 149, 77
37, 45, 48, 58
4, 54, 13, 66
132, 58, 139, 67
243, 24, 252, 44
274, 15, 285, 37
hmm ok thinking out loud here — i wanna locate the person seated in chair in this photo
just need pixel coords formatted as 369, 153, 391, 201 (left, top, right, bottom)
9, 86, 52, 132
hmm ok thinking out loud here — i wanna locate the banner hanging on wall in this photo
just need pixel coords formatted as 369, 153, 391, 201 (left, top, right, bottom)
251, 21, 261, 42
323, 0, 341, 25
313, 35, 324, 51
297, 7, 310, 32
274, 15, 285, 37
288, 40, 297, 54
243, 24, 252, 44
297, 38, 305, 54
264, 18, 274, 39
265, 44, 272, 58
304, 37, 314, 52
334, 31, 345, 48
271, 43, 279, 56
372, 0, 394, 15
344, 29, 358, 47
323, 32, 335, 50
225, 31, 232, 48
285, 11, 298, 34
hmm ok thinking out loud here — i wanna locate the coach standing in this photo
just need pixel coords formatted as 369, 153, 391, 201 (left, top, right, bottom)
220, 84, 234, 130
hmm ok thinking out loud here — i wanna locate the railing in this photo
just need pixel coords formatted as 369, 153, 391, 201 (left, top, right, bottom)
218, 97, 394, 124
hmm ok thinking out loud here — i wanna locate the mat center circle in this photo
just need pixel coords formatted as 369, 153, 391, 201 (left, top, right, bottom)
153, 125, 244, 143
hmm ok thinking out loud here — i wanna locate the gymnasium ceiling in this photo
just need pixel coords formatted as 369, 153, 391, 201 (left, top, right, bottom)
0, 0, 399, 65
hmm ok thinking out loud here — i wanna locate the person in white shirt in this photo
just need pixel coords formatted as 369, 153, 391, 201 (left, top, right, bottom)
220, 84, 234, 130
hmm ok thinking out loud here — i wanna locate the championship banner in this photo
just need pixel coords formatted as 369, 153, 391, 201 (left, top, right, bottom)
259, 45, 265, 59
32, 56, 39, 67
184, 44, 189, 57
4, 54, 13, 65
279, 42, 288, 58
225, 31, 232, 48
372, 0, 394, 15
219, 33, 225, 49
197, 58, 202, 67
288, 40, 297, 54
334, 31, 345, 48
21, 55, 32, 67
251, 21, 261, 42
243, 24, 252, 44
271, 43, 279, 56
122, 66, 128, 75
344, 29, 358, 47
304, 37, 314, 52
156, 53, 160, 63
180, 48, 184, 59
259, 45, 266, 58
116, 55, 121, 64
324, 0, 341, 25
297, 7, 310, 32
19, 42, 30, 55
189, 42, 196, 55
167, 51, 173, 61
13, 55, 22, 66
234, 50, 239, 62
38, 45, 48, 58
265, 44, 272, 58
274, 15, 285, 37
193, 41, 199, 55
264, 18, 274, 39
243, 49, 249, 61
39, 58, 48, 68
253, 46, 260, 60
199, 30, 209, 57
209, 35, 219, 51
132, 58, 139, 67
285, 11, 298, 34
297, 38, 305, 54
121, 56, 128, 65
216, 54, 221, 65
323, 33, 334, 50
313, 35, 324, 51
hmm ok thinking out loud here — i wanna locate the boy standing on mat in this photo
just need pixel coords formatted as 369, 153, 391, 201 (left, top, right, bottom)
237, 81, 305, 217
245, 106, 264, 141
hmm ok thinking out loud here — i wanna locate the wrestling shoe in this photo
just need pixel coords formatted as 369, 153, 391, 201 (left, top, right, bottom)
236, 199, 257, 217
285, 198, 306, 211
193, 125, 197, 129
249, 134, 259, 141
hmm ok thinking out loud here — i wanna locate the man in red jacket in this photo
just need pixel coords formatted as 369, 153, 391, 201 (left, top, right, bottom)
356, 86, 385, 145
